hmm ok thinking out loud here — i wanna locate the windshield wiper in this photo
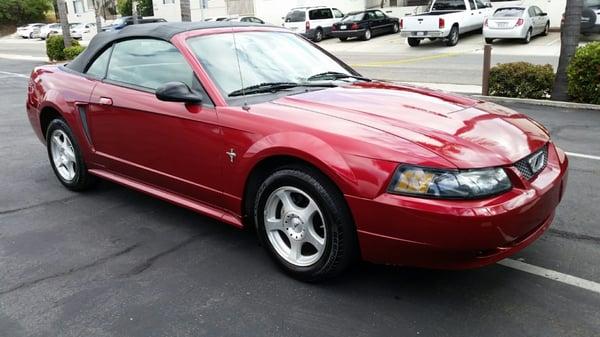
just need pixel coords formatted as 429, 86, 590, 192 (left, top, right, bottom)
228, 81, 336, 97
306, 71, 371, 82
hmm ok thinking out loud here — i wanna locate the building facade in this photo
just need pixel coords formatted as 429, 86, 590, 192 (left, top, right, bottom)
66, 0, 117, 24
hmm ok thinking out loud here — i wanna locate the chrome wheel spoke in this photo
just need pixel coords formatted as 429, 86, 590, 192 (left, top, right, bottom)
276, 189, 298, 213
298, 199, 318, 223
265, 217, 283, 232
305, 226, 325, 251
50, 129, 77, 182
289, 239, 301, 261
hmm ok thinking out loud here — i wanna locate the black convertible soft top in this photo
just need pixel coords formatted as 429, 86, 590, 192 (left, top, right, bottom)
66, 21, 276, 73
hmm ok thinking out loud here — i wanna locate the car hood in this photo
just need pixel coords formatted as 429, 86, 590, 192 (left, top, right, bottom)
271, 82, 549, 168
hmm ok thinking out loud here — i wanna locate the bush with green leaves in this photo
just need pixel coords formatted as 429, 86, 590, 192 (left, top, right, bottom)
489, 62, 555, 99
46, 35, 80, 61
0, 0, 51, 25
64, 45, 85, 60
567, 42, 600, 105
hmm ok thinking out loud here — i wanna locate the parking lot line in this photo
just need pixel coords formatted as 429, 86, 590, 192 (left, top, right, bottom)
566, 152, 600, 161
350, 48, 481, 67
0, 70, 28, 78
499, 258, 600, 295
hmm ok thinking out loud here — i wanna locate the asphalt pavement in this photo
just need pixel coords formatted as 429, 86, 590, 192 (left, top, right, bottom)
1, 58, 599, 337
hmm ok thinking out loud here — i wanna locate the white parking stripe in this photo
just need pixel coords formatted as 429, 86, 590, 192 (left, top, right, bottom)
498, 259, 600, 295
0, 71, 28, 78
566, 152, 600, 161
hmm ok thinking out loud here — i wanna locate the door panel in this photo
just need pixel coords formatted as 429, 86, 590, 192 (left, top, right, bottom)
87, 82, 225, 208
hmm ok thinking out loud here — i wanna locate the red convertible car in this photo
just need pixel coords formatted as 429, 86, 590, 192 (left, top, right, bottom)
26, 22, 568, 281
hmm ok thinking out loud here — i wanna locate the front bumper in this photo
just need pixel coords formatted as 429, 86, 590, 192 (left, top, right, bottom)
347, 143, 569, 269
331, 29, 366, 38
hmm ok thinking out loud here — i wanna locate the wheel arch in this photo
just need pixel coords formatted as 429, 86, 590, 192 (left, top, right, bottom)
39, 104, 66, 140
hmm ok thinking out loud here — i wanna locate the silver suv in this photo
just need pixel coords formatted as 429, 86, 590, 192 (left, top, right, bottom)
283, 6, 344, 42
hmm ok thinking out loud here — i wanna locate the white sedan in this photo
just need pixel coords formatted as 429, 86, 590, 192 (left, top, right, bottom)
483, 6, 550, 44
16, 23, 45, 39
71, 23, 96, 39
39, 23, 61, 40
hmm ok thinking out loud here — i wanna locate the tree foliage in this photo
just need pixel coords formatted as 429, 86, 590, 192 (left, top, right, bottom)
0, 0, 51, 25
116, 0, 153, 16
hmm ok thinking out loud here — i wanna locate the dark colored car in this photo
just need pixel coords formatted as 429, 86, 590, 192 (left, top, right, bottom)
582, 0, 600, 34
102, 16, 167, 31
331, 9, 400, 41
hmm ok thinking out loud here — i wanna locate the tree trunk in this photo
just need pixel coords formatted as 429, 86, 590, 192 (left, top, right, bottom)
93, 0, 103, 33
180, 0, 192, 22
56, 0, 72, 48
132, 1, 139, 24
552, 0, 582, 101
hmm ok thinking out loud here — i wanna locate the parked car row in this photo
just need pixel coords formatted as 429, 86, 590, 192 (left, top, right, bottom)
283, 6, 400, 42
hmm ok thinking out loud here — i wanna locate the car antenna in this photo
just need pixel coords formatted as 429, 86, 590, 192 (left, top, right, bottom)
230, 20, 250, 110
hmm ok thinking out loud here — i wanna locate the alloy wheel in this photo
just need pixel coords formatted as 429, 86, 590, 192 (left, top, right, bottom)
50, 129, 77, 181
263, 186, 326, 267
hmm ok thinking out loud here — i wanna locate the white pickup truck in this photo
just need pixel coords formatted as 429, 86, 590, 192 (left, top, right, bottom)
400, 0, 493, 47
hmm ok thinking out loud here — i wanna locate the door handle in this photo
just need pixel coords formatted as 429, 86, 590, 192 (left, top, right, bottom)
99, 97, 113, 106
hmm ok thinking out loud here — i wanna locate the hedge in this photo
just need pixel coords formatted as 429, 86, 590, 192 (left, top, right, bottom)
46, 35, 82, 61
489, 62, 555, 99
567, 42, 600, 105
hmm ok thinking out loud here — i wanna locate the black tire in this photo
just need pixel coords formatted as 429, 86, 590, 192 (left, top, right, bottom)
362, 28, 372, 40
313, 28, 323, 42
46, 118, 97, 191
542, 22, 550, 36
254, 165, 358, 282
339, 37, 348, 42
445, 25, 459, 46
522, 28, 532, 44
392, 23, 399, 34
485, 38, 494, 44
428, 37, 438, 41
29, 32, 33, 39
407, 37, 421, 47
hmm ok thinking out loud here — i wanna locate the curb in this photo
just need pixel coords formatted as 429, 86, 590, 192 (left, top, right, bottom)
471, 95, 600, 111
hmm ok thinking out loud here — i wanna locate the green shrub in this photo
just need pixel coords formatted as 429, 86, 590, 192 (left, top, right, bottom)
64, 45, 85, 60
46, 35, 80, 61
489, 62, 555, 99
567, 42, 600, 105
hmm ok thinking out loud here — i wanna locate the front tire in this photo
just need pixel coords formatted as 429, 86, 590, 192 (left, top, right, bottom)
542, 22, 550, 36
339, 37, 348, 42
254, 166, 358, 282
485, 38, 494, 44
46, 119, 96, 191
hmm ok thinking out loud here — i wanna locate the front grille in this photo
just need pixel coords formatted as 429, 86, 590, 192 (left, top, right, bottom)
514, 145, 549, 180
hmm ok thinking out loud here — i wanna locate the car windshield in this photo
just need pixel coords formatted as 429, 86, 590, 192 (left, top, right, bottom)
341, 12, 365, 22
187, 31, 353, 98
493, 8, 525, 17
285, 10, 306, 22
113, 18, 126, 25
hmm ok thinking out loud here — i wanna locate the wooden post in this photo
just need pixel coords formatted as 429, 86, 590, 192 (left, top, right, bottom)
482, 44, 492, 96
56, 0, 72, 48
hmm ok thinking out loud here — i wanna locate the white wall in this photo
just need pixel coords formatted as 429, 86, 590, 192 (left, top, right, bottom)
254, 0, 367, 26
153, 0, 229, 22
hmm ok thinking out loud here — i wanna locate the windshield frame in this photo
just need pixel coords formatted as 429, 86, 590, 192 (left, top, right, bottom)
180, 28, 361, 106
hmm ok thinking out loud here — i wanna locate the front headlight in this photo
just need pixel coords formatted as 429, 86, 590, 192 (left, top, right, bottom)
388, 165, 512, 199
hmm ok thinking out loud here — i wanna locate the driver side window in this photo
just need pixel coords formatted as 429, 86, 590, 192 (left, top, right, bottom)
105, 39, 195, 91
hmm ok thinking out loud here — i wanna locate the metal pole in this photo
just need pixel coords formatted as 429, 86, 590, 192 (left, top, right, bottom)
132, 1, 139, 24
482, 44, 492, 96
56, 0, 72, 48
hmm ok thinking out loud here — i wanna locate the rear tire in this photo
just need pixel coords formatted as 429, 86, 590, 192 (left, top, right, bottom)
392, 23, 399, 33
362, 28, 372, 41
339, 37, 348, 42
542, 22, 550, 36
485, 38, 494, 44
407, 37, 421, 47
254, 165, 358, 282
445, 25, 459, 46
46, 119, 97, 191
522, 28, 532, 44
313, 28, 323, 42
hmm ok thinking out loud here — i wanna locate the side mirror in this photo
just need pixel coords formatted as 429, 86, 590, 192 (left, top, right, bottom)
540, 12, 548, 16
156, 82, 203, 104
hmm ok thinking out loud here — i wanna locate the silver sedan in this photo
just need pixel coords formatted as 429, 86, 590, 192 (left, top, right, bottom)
483, 6, 550, 44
